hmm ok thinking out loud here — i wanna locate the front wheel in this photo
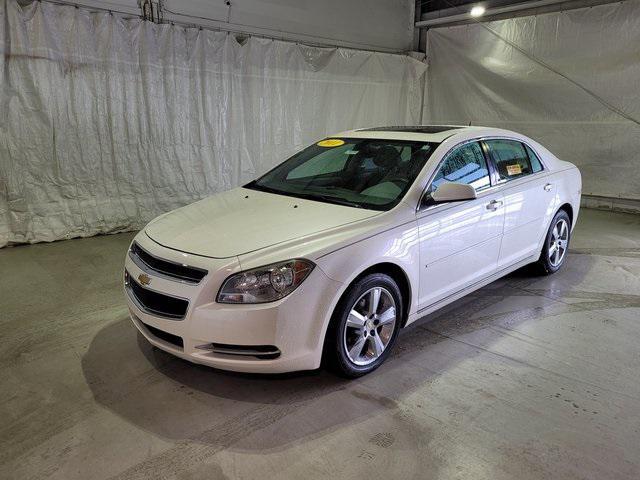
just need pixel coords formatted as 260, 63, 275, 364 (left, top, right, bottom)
324, 273, 402, 378
533, 210, 571, 275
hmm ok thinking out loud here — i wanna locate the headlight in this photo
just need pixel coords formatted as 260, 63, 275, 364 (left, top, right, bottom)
217, 259, 315, 304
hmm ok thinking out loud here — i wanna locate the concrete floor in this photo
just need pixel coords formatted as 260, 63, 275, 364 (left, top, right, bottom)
1, 208, 640, 480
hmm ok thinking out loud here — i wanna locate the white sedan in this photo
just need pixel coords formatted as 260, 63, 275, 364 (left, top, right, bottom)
124, 126, 581, 377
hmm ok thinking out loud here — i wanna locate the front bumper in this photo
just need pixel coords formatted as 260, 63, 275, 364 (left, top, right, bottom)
124, 232, 342, 373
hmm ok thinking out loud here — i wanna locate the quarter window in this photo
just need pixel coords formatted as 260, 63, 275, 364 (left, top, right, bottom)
486, 139, 533, 181
429, 142, 491, 194
524, 144, 543, 173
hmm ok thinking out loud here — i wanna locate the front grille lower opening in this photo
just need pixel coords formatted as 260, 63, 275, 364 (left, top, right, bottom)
141, 321, 184, 349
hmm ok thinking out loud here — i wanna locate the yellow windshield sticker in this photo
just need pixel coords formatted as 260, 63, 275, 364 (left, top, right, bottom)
506, 164, 522, 176
317, 138, 345, 147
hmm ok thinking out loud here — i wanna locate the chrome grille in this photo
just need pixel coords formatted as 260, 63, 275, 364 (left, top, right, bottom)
129, 242, 207, 284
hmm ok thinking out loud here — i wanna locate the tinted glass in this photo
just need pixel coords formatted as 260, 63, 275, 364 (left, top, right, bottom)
287, 147, 347, 179
428, 142, 490, 196
247, 138, 438, 211
525, 144, 543, 173
487, 139, 532, 181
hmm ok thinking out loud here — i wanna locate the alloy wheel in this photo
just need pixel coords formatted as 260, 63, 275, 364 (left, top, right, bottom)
343, 287, 397, 366
548, 218, 569, 267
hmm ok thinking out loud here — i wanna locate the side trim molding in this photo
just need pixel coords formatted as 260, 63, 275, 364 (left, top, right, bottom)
405, 253, 538, 326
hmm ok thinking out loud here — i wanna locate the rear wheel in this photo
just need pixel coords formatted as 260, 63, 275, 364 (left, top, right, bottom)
324, 273, 402, 377
533, 210, 571, 275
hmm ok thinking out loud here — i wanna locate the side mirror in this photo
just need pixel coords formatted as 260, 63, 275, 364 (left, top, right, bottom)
430, 182, 477, 204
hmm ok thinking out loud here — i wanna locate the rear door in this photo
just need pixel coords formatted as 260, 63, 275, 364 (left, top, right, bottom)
417, 141, 505, 308
483, 139, 553, 268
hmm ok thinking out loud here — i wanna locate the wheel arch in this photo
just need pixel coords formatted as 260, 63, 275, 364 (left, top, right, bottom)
558, 202, 574, 226
319, 260, 413, 369
331, 261, 412, 329
537, 202, 574, 254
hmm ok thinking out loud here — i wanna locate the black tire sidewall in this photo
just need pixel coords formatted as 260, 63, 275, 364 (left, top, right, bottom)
326, 273, 403, 377
540, 210, 571, 274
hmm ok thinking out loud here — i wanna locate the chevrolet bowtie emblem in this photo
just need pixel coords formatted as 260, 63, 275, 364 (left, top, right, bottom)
138, 273, 151, 286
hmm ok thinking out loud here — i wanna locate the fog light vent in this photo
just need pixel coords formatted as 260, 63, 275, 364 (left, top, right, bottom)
195, 343, 280, 360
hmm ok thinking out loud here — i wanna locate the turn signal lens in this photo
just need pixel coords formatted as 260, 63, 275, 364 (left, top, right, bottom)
217, 259, 315, 304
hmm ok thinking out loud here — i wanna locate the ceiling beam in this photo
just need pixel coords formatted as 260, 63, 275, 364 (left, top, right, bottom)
416, 0, 599, 28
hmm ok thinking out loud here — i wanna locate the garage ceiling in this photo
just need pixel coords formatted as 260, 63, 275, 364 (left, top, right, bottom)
418, 0, 628, 27
35, 0, 416, 52
421, 0, 533, 14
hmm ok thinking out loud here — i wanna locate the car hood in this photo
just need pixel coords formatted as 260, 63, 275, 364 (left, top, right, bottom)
145, 187, 381, 258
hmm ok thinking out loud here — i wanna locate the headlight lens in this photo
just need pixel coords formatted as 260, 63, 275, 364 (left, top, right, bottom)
217, 259, 315, 304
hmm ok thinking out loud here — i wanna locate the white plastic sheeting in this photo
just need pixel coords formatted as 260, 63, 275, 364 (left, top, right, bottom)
0, 0, 426, 247
424, 1, 640, 200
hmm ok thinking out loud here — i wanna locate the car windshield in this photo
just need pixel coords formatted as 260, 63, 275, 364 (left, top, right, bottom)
245, 138, 438, 210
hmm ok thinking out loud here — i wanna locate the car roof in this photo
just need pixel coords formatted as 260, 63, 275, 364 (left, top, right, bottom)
359, 125, 465, 134
332, 125, 492, 143
329, 125, 562, 170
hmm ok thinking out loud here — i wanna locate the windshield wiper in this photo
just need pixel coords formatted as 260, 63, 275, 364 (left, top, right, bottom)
246, 183, 363, 209
283, 189, 363, 208
304, 194, 363, 209
244, 182, 286, 196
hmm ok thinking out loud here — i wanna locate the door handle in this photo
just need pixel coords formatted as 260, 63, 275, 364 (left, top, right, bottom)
544, 183, 553, 191
486, 199, 503, 211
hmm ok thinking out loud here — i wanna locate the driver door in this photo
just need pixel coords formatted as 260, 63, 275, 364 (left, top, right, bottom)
417, 141, 505, 309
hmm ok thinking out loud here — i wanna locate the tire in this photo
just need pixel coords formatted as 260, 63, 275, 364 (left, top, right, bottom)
533, 209, 571, 275
324, 273, 402, 378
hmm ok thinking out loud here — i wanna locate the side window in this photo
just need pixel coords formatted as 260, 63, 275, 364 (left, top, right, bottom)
486, 139, 532, 181
429, 142, 491, 194
524, 144, 543, 173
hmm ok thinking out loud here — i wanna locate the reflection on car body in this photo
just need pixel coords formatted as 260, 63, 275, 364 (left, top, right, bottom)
124, 125, 581, 377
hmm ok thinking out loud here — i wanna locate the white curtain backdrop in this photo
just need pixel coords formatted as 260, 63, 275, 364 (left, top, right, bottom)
424, 0, 640, 200
0, 0, 426, 247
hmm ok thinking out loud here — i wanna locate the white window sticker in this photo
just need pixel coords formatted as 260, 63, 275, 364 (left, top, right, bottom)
506, 164, 522, 176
